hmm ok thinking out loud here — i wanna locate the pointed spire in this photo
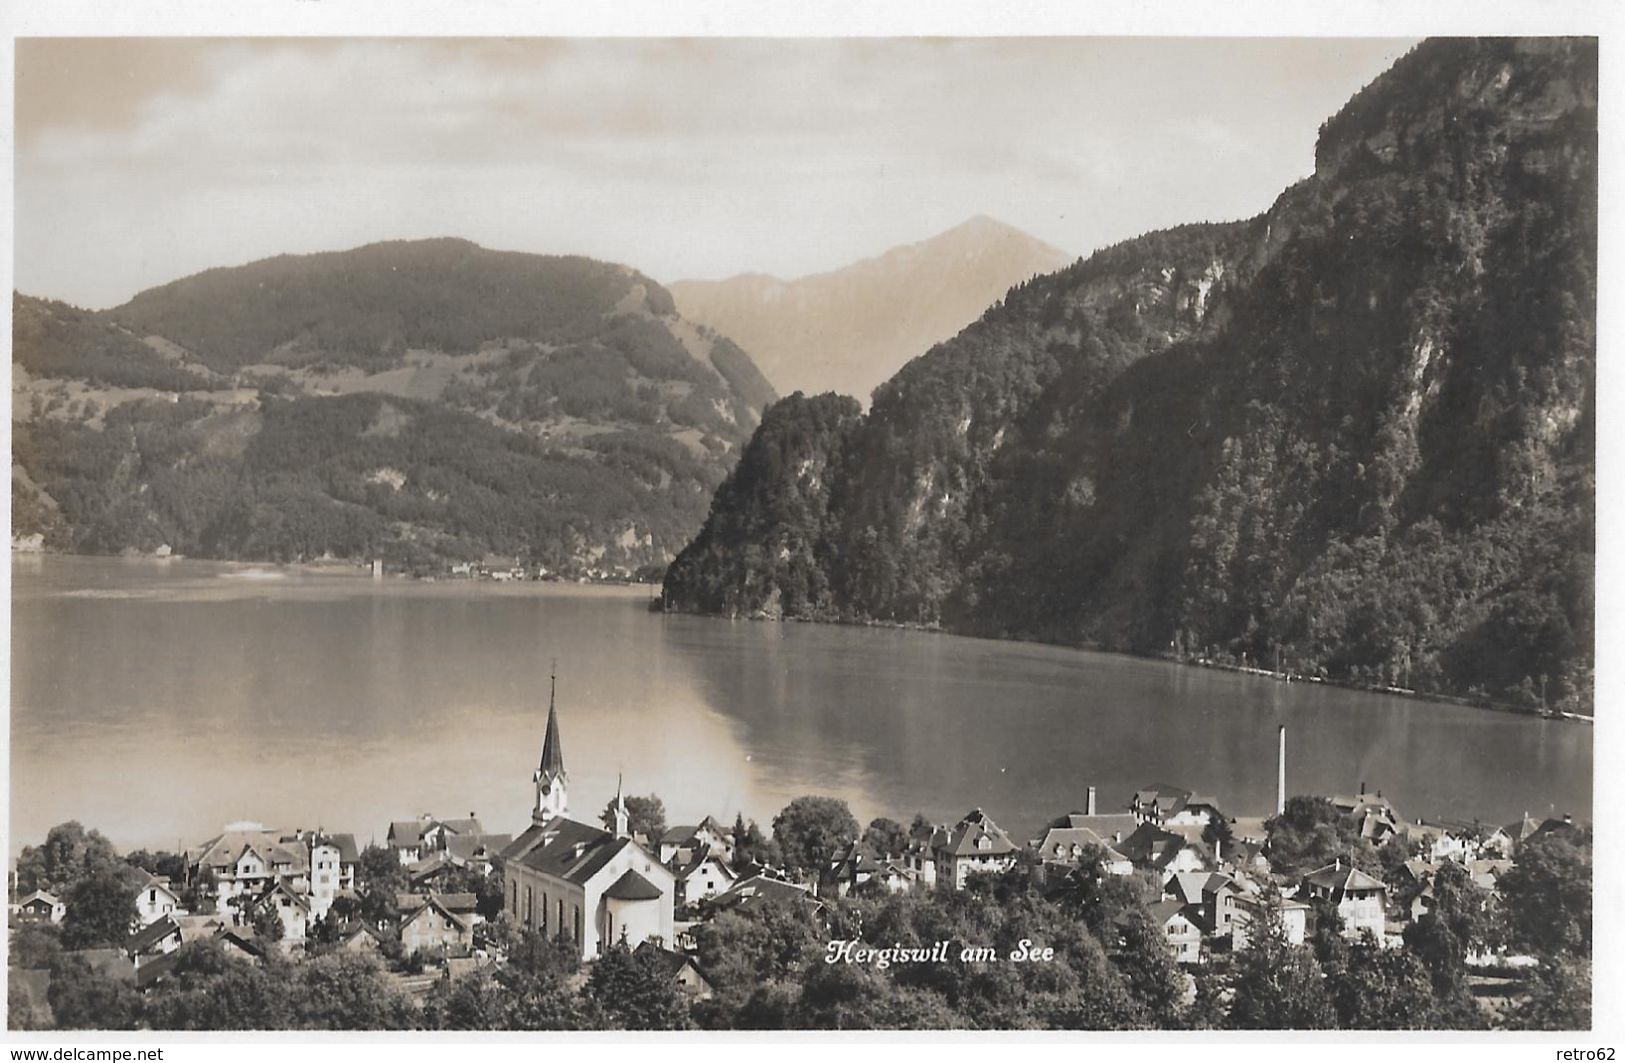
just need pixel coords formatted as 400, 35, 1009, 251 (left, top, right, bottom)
538, 667, 565, 779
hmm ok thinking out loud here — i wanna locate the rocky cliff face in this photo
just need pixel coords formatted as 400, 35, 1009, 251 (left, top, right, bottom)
664, 38, 1596, 712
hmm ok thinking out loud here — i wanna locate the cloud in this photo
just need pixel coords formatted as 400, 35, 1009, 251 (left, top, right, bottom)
15, 37, 1415, 309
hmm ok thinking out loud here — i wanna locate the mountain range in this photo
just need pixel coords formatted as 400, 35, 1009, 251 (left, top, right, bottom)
12, 239, 776, 574
662, 38, 1597, 713
669, 216, 1070, 402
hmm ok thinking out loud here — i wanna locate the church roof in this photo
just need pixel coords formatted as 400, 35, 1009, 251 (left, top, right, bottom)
514, 817, 638, 887
603, 869, 664, 901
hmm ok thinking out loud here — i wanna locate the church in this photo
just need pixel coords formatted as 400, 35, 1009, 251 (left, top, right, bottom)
498, 676, 676, 960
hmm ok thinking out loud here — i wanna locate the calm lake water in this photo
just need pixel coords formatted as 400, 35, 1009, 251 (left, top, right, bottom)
9, 554, 1592, 856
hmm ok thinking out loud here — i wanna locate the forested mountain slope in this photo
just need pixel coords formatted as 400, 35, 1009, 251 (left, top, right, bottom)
12, 239, 776, 574
664, 38, 1596, 712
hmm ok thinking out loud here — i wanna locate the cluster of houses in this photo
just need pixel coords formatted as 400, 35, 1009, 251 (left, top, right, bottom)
9, 698, 1585, 1005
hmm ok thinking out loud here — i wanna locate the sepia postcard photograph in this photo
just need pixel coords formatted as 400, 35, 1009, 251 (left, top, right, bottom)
2, 2, 1610, 1045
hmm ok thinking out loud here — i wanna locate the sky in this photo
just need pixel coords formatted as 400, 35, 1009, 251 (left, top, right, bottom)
15, 37, 1417, 310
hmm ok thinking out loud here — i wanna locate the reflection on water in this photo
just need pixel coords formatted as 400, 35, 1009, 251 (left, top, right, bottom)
10, 555, 1592, 854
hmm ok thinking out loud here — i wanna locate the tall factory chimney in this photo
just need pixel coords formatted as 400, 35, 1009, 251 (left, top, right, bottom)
1277, 725, 1287, 815
1086, 786, 1097, 816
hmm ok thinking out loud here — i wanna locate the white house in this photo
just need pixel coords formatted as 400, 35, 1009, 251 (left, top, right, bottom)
134, 874, 185, 927
932, 809, 1019, 890
1300, 861, 1389, 942
1231, 893, 1310, 949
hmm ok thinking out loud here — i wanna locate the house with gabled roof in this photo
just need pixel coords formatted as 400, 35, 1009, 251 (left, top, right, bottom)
400, 892, 475, 956
1117, 822, 1209, 876
187, 825, 310, 909
706, 873, 827, 921
635, 940, 714, 999
125, 914, 183, 969
12, 889, 65, 925
933, 809, 1018, 890
670, 848, 738, 908
1130, 784, 1221, 828
1137, 900, 1203, 964
236, 878, 311, 951
1030, 812, 1136, 876
1301, 859, 1389, 941
657, 817, 735, 866
134, 874, 184, 928
499, 678, 675, 961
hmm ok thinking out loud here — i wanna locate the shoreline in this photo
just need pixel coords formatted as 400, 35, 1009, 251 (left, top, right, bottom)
657, 602, 1594, 726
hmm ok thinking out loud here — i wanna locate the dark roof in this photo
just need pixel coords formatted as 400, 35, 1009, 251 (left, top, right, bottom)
435, 817, 485, 837
514, 817, 640, 887
670, 849, 732, 882
603, 869, 664, 901
1146, 899, 1200, 929
404, 895, 473, 933
388, 821, 425, 848
1032, 826, 1131, 863
661, 824, 701, 845
710, 874, 825, 916
447, 833, 510, 862
538, 680, 565, 779
317, 833, 360, 863
1303, 862, 1387, 897
1118, 822, 1201, 870
500, 821, 552, 863
17, 889, 60, 908
136, 948, 183, 988
940, 809, 1017, 857
433, 892, 478, 913
126, 916, 183, 955
215, 926, 265, 958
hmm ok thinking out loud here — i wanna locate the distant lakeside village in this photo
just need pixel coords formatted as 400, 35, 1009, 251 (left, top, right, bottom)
9, 680, 1593, 1031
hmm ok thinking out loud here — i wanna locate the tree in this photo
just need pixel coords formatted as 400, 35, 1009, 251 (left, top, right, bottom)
15, 822, 122, 896
60, 870, 138, 950
600, 793, 667, 843
862, 817, 910, 859
286, 952, 415, 1029
731, 815, 782, 874
9, 924, 64, 970
1329, 940, 1438, 1029
1226, 884, 1335, 1029
251, 905, 287, 950
1506, 956, 1591, 1030
585, 941, 690, 1030
1497, 832, 1591, 957
124, 848, 187, 883
45, 953, 143, 1030
772, 796, 859, 879
142, 941, 293, 1030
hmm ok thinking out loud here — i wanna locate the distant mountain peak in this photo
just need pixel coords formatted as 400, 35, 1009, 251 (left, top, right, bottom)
669, 218, 1071, 401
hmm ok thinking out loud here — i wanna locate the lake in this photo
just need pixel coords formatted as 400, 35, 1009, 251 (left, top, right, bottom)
9, 554, 1592, 857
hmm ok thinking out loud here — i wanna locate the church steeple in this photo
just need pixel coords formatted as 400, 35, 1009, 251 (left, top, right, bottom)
533, 668, 569, 824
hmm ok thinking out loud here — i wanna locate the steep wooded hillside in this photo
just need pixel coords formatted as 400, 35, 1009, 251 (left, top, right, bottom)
664, 38, 1596, 712
12, 240, 776, 573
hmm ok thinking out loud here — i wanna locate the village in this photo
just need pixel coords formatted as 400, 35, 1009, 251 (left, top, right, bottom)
8, 673, 1588, 1027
